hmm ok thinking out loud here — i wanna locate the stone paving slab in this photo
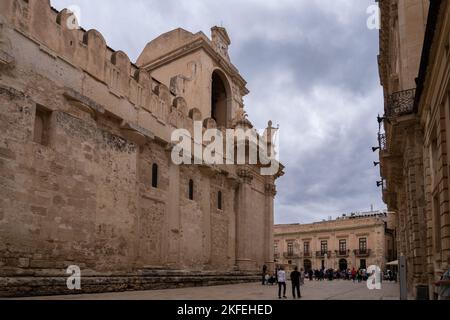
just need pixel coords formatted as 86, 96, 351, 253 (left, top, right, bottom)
11, 280, 400, 300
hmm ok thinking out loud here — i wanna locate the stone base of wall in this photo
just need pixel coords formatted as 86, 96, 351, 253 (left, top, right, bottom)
0, 271, 260, 298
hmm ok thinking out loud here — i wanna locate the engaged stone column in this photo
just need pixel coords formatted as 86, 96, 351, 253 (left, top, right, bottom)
265, 182, 276, 273
165, 151, 181, 267
199, 165, 213, 268
235, 168, 254, 271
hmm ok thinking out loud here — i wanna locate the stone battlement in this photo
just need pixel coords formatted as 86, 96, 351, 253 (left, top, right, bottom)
0, 0, 233, 144
1, 0, 149, 103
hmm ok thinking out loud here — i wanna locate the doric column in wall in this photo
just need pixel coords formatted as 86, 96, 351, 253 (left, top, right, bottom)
397, 191, 407, 258
164, 148, 181, 267
264, 180, 276, 272
442, 100, 450, 276
227, 175, 240, 270
198, 166, 213, 268
406, 127, 427, 288
403, 166, 415, 292
422, 141, 435, 287
235, 167, 254, 271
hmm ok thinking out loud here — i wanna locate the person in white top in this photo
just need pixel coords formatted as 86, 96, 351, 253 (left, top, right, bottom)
277, 267, 287, 299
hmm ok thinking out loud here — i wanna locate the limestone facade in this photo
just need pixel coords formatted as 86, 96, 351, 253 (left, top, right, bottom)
273, 212, 393, 272
0, 0, 283, 297
377, 0, 450, 299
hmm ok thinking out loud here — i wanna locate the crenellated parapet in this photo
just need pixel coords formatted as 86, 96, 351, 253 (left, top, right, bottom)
0, 0, 204, 133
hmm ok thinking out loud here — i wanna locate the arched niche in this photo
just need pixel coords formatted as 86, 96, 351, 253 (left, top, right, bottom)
211, 69, 232, 128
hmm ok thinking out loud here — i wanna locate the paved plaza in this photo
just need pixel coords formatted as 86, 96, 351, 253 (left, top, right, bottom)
17, 280, 400, 300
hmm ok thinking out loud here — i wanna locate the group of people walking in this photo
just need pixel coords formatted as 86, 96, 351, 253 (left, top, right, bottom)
300, 267, 397, 282
261, 264, 400, 299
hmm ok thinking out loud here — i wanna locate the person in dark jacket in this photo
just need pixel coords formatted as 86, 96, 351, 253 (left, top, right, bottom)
262, 264, 267, 285
290, 266, 302, 299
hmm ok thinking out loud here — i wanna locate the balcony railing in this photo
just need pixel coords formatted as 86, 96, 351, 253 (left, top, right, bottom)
274, 253, 280, 259
386, 88, 416, 117
303, 251, 312, 258
315, 251, 331, 258
354, 249, 371, 257
335, 249, 350, 257
283, 252, 300, 259
378, 133, 387, 151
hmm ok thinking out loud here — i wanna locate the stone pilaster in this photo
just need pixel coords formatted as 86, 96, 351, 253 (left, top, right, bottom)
235, 167, 254, 271
264, 181, 276, 272
164, 147, 181, 267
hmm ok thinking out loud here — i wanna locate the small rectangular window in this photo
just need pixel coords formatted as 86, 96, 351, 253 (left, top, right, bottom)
152, 164, 158, 188
217, 191, 222, 210
303, 242, 310, 255
287, 242, 294, 256
34, 105, 51, 146
321, 240, 328, 254
188, 179, 194, 200
359, 238, 367, 252
339, 240, 347, 254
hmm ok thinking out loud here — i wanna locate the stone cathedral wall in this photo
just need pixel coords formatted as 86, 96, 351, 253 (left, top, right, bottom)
0, 0, 275, 297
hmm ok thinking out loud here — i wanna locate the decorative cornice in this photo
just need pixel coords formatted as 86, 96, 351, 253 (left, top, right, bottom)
63, 88, 105, 117
120, 120, 155, 146
237, 168, 253, 184
265, 183, 277, 197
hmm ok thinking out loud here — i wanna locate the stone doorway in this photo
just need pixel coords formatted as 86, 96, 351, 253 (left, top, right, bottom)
303, 259, 312, 272
339, 259, 348, 271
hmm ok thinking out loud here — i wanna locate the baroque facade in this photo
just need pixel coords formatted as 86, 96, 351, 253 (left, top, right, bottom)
274, 211, 394, 272
377, 0, 450, 299
0, 1, 283, 297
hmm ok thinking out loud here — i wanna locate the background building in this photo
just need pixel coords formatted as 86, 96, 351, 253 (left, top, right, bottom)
0, 0, 283, 297
377, 0, 450, 299
274, 211, 393, 272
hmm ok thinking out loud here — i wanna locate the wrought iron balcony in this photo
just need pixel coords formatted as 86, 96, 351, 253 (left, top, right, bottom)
354, 249, 371, 257
386, 88, 416, 118
378, 133, 387, 151
335, 249, 350, 257
315, 251, 331, 258
303, 251, 312, 258
283, 252, 300, 259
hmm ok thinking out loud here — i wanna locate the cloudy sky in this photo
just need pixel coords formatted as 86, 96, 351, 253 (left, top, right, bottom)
51, 0, 386, 224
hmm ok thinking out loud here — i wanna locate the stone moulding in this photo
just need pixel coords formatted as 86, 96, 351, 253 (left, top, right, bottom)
63, 88, 106, 117
120, 121, 155, 146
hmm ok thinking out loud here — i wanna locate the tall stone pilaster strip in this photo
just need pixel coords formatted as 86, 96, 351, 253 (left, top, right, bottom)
166, 159, 181, 267
438, 104, 450, 268
264, 181, 276, 272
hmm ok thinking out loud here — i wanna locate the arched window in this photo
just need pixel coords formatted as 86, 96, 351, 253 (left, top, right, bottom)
211, 70, 230, 128
188, 179, 194, 200
217, 191, 223, 210
152, 163, 158, 188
